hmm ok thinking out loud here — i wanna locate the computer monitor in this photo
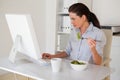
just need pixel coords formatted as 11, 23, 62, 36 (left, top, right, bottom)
5, 14, 41, 63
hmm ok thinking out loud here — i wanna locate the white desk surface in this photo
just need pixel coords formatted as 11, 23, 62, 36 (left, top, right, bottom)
0, 57, 111, 80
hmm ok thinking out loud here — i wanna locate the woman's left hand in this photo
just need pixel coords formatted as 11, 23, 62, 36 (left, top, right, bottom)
87, 38, 96, 52
87, 38, 102, 65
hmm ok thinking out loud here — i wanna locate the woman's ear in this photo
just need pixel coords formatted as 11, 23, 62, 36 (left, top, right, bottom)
82, 15, 87, 21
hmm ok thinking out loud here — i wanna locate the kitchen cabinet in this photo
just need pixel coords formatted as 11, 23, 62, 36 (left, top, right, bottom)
110, 36, 120, 80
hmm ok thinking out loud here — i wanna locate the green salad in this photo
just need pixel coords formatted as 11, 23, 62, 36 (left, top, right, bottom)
71, 60, 85, 65
77, 32, 81, 40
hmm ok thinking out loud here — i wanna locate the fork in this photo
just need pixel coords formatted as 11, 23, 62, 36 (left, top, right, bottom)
81, 37, 101, 42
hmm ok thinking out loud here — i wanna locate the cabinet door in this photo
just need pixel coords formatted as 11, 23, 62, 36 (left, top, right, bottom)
28, 78, 36, 80
0, 73, 15, 80
15, 74, 28, 80
110, 36, 120, 80
0, 73, 36, 80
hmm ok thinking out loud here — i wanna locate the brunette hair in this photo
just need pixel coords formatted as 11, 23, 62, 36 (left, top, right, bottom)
68, 3, 101, 29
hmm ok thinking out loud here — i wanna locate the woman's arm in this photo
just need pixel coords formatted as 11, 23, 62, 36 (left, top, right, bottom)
42, 51, 68, 59
87, 38, 102, 65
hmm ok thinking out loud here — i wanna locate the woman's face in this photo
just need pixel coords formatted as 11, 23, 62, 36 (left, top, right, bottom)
69, 12, 84, 28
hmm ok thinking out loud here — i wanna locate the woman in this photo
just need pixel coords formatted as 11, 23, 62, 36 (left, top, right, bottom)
42, 3, 106, 65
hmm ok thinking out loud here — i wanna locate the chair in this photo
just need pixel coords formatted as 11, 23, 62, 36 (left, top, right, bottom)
101, 29, 113, 80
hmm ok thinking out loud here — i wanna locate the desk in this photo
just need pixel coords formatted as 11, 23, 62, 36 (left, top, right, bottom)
0, 57, 111, 80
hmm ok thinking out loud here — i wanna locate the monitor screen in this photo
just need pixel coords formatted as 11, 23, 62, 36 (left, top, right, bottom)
5, 14, 41, 63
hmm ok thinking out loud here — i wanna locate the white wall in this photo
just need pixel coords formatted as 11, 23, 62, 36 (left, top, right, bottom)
0, 0, 46, 58
45, 0, 57, 53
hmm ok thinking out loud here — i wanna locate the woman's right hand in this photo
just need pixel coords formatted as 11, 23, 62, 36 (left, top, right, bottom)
42, 53, 53, 59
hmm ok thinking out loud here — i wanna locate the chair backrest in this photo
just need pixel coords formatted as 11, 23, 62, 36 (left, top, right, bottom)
102, 29, 112, 80
102, 29, 112, 67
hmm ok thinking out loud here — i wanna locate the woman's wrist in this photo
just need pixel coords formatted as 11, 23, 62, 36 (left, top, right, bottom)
51, 54, 56, 58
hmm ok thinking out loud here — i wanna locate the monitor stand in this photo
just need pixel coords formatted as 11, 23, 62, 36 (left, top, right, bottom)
9, 35, 23, 63
8, 35, 49, 65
